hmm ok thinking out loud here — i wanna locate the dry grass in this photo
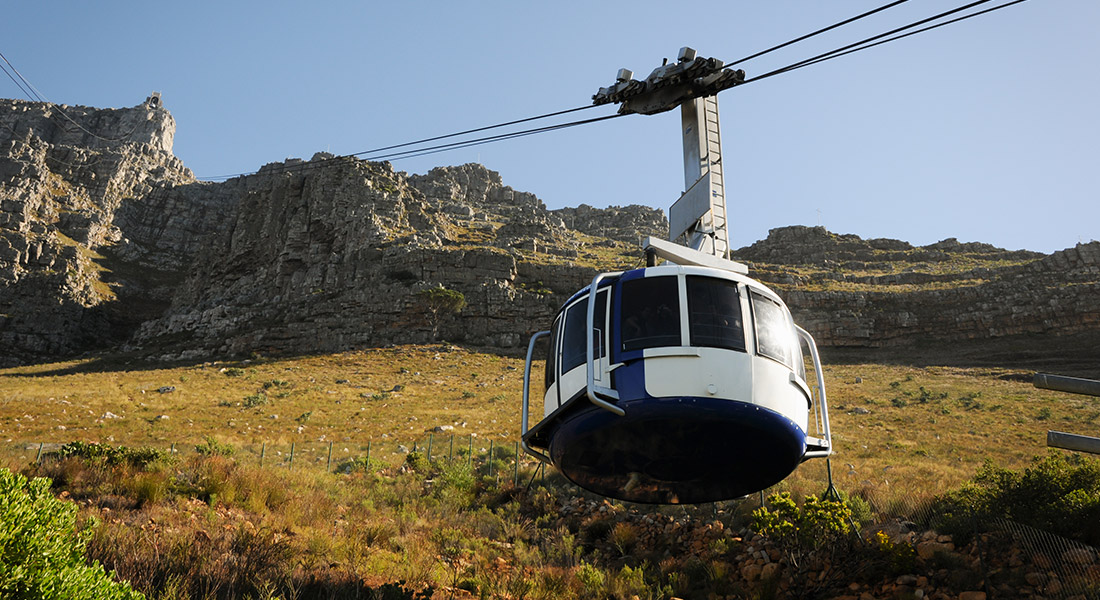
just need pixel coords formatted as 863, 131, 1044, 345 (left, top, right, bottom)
4, 344, 1096, 599
777, 362, 1096, 511
0, 345, 532, 472
2, 345, 1090, 506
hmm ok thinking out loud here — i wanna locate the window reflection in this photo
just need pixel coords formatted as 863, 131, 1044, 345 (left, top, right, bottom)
560, 291, 608, 374
687, 276, 745, 351
620, 277, 681, 352
751, 291, 795, 369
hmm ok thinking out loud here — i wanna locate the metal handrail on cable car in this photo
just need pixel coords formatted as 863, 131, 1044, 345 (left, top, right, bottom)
796, 325, 833, 458
586, 272, 626, 417
521, 330, 552, 464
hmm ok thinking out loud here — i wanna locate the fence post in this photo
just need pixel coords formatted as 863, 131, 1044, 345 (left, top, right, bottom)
260, 442, 266, 467
449, 435, 454, 461
289, 443, 295, 470
468, 436, 473, 467
427, 433, 434, 463
35, 442, 43, 463
488, 440, 495, 478
327, 441, 333, 472
366, 441, 372, 471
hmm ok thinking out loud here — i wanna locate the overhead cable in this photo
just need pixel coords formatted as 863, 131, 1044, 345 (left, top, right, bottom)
743, 0, 1010, 85
206, 112, 625, 181
202, 104, 604, 181
774, 0, 1029, 76
0, 50, 143, 144
724, 0, 912, 67
176, 0, 1027, 181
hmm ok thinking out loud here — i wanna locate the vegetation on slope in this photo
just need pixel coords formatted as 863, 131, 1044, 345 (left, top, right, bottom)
1, 345, 1098, 598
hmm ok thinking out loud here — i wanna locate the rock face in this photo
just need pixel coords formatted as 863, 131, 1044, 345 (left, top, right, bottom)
734, 226, 1100, 349
1, 98, 1098, 364
0, 97, 197, 363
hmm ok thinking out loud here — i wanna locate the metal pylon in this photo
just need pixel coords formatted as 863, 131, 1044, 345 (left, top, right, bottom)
678, 95, 729, 258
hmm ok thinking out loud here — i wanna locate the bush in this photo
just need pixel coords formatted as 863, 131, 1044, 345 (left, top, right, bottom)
752, 492, 852, 559
195, 436, 236, 457
0, 467, 144, 599
404, 451, 429, 473
55, 441, 169, 469
752, 491, 854, 591
931, 450, 1100, 545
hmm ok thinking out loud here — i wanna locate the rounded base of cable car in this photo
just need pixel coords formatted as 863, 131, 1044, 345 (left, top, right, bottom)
547, 397, 806, 504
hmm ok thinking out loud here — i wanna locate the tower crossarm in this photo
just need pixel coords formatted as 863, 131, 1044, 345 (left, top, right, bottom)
592, 47, 745, 116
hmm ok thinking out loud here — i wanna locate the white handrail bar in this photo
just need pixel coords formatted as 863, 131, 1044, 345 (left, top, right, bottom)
520, 330, 553, 464
796, 325, 833, 458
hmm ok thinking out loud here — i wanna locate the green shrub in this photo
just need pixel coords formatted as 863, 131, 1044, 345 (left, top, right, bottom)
575, 561, 605, 596
752, 492, 855, 593
931, 450, 1100, 545
434, 461, 476, 507
0, 467, 144, 599
336, 455, 374, 474
243, 393, 268, 407
194, 436, 236, 457
871, 530, 917, 576
55, 441, 169, 469
404, 451, 429, 473
752, 491, 852, 567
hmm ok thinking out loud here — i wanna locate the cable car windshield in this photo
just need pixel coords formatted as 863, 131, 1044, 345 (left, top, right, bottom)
751, 291, 796, 370
620, 276, 680, 352
687, 276, 745, 351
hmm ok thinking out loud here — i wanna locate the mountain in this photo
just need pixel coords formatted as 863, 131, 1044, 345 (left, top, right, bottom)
1, 96, 1098, 368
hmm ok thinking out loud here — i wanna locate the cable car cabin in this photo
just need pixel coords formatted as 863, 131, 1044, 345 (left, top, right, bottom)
521, 263, 832, 504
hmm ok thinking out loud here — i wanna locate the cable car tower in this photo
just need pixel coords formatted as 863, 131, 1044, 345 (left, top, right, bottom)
521, 48, 832, 504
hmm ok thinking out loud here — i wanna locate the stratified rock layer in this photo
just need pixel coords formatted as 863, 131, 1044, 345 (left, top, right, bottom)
1, 98, 1098, 364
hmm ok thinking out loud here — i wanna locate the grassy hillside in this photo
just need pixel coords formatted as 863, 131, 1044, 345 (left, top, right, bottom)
1, 346, 1096, 599
3, 346, 1093, 509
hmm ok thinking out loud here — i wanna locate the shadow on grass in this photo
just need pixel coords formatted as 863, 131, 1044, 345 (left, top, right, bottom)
820, 330, 1100, 378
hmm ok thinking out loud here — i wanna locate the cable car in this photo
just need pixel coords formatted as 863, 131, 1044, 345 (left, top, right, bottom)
521, 238, 831, 504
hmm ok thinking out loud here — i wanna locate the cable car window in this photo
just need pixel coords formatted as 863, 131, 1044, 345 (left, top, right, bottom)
544, 315, 560, 391
751, 291, 795, 369
620, 276, 681, 352
687, 276, 745, 351
559, 291, 610, 375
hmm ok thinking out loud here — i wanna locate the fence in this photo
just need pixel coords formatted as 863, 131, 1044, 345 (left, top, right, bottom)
8, 433, 549, 487
852, 485, 1100, 599
7, 438, 1099, 598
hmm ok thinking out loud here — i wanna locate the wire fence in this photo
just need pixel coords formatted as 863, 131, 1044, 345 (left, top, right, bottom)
9, 433, 548, 487
6, 438, 1099, 597
853, 486, 1100, 599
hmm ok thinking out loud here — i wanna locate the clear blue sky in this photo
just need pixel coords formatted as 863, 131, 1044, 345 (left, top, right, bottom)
4, 1, 1097, 253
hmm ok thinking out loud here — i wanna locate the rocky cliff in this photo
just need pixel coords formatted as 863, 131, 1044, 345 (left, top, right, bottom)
1, 97, 1097, 365
0, 97, 197, 363
735, 226, 1100, 351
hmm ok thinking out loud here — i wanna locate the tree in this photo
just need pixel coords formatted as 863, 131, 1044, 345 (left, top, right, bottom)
416, 286, 466, 341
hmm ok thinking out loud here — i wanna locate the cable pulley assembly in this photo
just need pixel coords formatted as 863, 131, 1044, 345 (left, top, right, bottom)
592, 47, 745, 116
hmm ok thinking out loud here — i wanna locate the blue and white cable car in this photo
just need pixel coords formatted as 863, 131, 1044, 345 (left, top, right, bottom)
521, 48, 831, 503
521, 238, 831, 504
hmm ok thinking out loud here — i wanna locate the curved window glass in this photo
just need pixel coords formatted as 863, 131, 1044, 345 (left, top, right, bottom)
560, 290, 607, 374
620, 276, 681, 352
751, 291, 795, 369
687, 276, 745, 351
